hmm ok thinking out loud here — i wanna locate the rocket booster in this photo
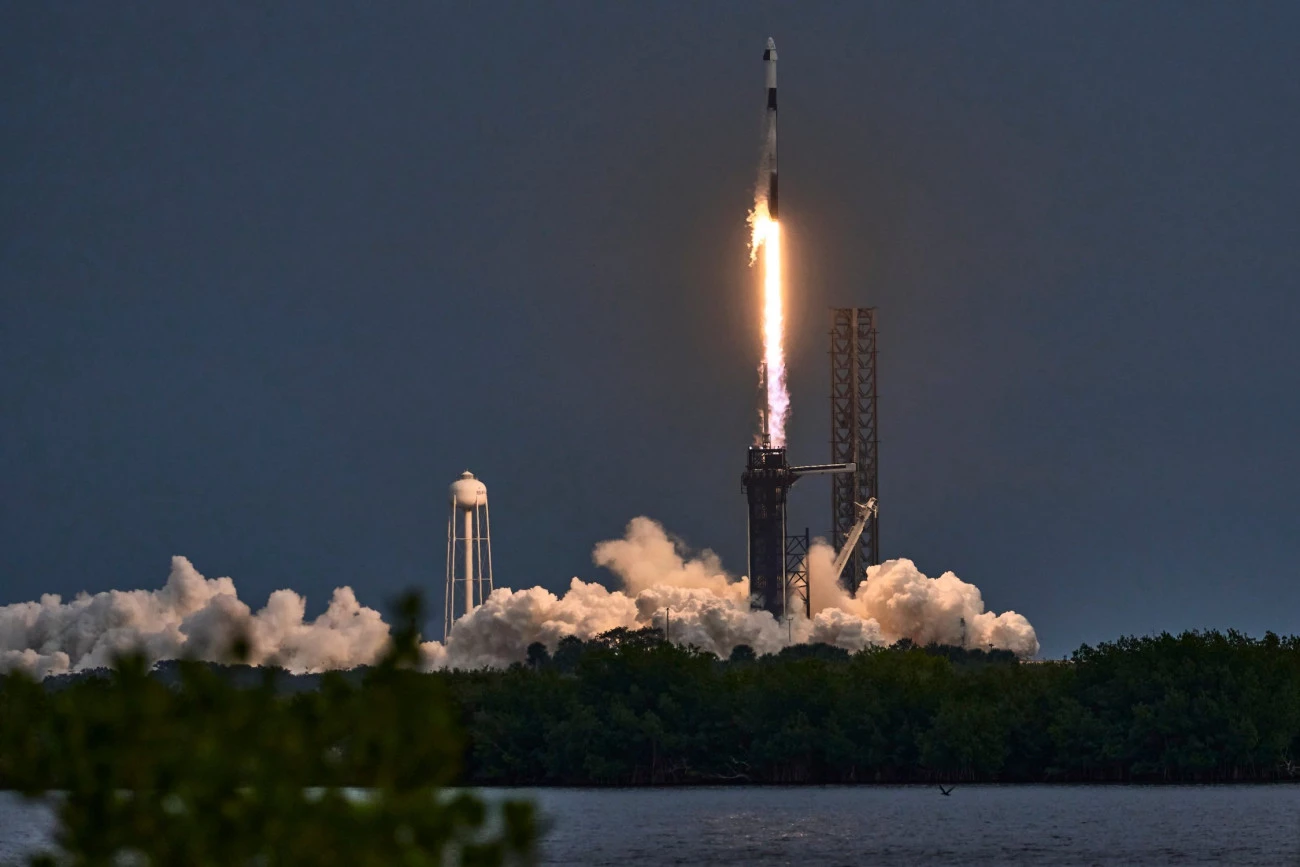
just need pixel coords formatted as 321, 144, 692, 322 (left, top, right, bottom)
763, 37, 778, 219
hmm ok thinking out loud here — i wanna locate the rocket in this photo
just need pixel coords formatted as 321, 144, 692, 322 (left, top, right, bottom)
763, 37, 778, 219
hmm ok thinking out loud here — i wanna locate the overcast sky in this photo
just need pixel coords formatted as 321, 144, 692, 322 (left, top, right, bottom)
3, 2, 1298, 657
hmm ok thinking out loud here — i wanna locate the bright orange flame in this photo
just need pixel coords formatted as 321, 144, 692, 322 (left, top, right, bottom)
749, 201, 787, 446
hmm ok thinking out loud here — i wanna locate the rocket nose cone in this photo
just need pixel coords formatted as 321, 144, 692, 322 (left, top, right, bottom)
766, 37, 776, 50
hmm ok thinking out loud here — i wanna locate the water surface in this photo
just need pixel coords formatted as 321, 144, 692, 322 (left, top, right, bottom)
3, 785, 1298, 865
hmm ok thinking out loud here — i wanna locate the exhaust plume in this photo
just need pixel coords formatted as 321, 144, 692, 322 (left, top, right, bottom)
806, 541, 1039, 656
422, 517, 1039, 668
751, 38, 786, 445
0, 557, 390, 679
749, 199, 787, 447
0, 520, 1038, 679
749, 85, 786, 447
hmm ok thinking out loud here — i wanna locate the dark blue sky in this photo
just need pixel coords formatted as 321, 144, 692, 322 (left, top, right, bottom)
3, 3, 1298, 657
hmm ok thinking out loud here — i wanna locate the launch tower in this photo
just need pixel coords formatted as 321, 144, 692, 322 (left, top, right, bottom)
743, 450, 855, 619
742, 447, 796, 616
829, 308, 880, 589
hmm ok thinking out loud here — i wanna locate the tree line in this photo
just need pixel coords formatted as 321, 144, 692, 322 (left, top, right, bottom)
4, 626, 1300, 803
447, 628, 1300, 785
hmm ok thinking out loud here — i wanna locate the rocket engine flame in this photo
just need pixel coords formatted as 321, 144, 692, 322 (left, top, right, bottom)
749, 201, 787, 447
748, 201, 785, 452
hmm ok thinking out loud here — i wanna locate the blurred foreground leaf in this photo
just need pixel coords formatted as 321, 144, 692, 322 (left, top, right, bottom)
1, 592, 535, 866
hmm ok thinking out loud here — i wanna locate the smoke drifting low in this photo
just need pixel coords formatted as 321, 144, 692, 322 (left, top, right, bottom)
0, 518, 1038, 679
0, 559, 390, 679
425, 518, 1039, 667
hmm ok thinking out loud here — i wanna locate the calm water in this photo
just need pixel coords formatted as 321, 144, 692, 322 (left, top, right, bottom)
3, 785, 1299, 865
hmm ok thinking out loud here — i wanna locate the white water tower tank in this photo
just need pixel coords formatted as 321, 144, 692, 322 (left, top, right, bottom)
450, 471, 487, 510
444, 471, 493, 639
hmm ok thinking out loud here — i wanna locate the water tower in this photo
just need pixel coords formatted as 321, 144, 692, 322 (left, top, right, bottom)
444, 470, 493, 639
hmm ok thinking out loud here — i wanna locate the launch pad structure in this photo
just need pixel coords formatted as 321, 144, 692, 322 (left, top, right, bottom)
742, 451, 854, 619
742, 447, 795, 616
829, 308, 880, 590
742, 308, 879, 620
740, 40, 880, 620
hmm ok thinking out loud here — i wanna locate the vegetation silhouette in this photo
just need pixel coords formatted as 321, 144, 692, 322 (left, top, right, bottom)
5, 621, 1300, 860
451, 628, 1300, 785
0, 593, 536, 866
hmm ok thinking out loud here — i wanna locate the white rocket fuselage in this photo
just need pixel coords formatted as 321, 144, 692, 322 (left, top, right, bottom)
763, 38, 778, 219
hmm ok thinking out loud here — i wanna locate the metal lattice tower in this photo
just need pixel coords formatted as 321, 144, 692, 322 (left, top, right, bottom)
785, 529, 811, 618
741, 447, 793, 617
830, 308, 880, 589
744, 447, 857, 618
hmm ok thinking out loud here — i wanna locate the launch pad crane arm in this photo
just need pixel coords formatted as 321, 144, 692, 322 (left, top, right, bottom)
830, 498, 878, 583
789, 462, 856, 478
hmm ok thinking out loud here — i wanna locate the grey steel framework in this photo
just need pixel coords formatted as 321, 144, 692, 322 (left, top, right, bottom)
785, 529, 811, 618
741, 446, 794, 617
744, 446, 857, 618
830, 307, 880, 589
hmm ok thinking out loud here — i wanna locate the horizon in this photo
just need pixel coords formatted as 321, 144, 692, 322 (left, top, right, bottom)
4, 3, 1299, 660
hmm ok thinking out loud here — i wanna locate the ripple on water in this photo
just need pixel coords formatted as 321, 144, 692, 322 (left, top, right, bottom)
2, 785, 1299, 866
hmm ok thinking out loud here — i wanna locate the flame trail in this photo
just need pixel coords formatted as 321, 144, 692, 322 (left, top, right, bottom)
749, 200, 787, 446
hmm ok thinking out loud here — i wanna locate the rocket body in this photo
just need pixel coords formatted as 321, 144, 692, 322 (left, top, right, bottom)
763, 38, 778, 218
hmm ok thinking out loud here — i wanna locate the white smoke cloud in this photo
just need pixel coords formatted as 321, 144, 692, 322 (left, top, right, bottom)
0, 518, 1038, 679
0, 557, 390, 679
421, 518, 1039, 668
806, 542, 1039, 657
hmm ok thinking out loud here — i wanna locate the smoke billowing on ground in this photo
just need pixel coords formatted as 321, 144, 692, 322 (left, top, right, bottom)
0, 518, 1038, 679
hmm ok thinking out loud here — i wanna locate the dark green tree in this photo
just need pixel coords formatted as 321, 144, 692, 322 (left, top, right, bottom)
525, 642, 551, 669
728, 645, 756, 664
2, 594, 536, 866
